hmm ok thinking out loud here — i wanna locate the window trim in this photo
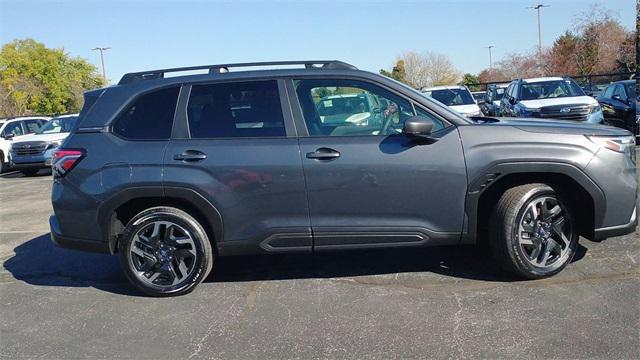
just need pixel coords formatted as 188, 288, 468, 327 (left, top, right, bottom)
288, 77, 452, 138
177, 78, 296, 141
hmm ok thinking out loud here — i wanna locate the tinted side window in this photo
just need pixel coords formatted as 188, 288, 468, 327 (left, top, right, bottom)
187, 80, 285, 139
113, 87, 179, 140
295, 79, 417, 137
3, 122, 23, 137
613, 85, 627, 100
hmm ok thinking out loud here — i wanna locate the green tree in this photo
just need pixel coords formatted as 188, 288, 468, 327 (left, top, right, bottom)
0, 38, 105, 117
379, 60, 408, 85
460, 73, 480, 91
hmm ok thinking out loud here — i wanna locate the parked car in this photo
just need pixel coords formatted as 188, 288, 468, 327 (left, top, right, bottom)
51, 61, 637, 296
0, 116, 49, 173
421, 86, 483, 117
10, 114, 78, 176
581, 83, 608, 98
597, 80, 637, 140
481, 83, 509, 116
471, 91, 487, 104
500, 77, 604, 123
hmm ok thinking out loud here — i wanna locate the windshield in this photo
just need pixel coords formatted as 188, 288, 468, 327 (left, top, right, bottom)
423, 88, 475, 106
317, 96, 371, 117
37, 116, 78, 134
520, 80, 585, 100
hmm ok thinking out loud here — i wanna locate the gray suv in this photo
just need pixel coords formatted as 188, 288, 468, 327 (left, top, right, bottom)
50, 61, 638, 296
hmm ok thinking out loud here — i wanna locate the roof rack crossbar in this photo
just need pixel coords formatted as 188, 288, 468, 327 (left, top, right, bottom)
118, 60, 357, 85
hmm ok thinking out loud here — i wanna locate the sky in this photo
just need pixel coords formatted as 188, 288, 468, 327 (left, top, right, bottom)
0, 0, 636, 84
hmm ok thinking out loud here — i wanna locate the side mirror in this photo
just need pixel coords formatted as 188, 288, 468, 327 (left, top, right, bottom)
509, 97, 516, 105
3, 133, 14, 141
403, 116, 434, 137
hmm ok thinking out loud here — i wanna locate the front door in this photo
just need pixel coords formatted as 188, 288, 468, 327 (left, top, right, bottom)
290, 78, 467, 250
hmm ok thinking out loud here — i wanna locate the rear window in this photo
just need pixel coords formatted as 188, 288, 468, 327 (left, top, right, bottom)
187, 80, 285, 139
113, 87, 179, 140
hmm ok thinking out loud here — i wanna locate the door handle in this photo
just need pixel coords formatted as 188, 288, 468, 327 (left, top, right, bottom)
306, 147, 340, 160
174, 150, 207, 162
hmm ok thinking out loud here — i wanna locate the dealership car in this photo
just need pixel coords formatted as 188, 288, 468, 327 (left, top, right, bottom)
50, 61, 637, 296
10, 114, 78, 176
481, 83, 508, 116
500, 77, 604, 123
421, 85, 483, 117
471, 91, 487, 104
0, 116, 49, 173
582, 83, 607, 98
597, 80, 637, 139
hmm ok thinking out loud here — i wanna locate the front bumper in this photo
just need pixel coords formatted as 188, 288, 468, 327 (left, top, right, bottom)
50, 215, 110, 253
10, 148, 56, 169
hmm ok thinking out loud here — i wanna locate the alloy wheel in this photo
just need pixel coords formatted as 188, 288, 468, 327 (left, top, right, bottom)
517, 196, 574, 270
127, 220, 197, 288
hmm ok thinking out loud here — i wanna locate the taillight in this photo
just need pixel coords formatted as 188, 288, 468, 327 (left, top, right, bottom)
52, 149, 85, 177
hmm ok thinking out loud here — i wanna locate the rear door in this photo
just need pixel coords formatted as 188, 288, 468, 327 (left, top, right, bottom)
163, 79, 311, 254
289, 78, 467, 250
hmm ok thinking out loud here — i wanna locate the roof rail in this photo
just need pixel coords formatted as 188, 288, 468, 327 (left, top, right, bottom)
118, 60, 357, 85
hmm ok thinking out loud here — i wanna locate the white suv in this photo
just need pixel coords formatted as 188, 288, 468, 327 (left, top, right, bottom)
421, 86, 483, 117
0, 117, 49, 173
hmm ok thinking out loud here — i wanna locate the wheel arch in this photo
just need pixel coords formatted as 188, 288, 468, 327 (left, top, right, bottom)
98, 187, 223, 254
463, 162, 604, 244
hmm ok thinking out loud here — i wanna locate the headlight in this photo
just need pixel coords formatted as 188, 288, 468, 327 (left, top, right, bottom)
46, 139, 64, 150
518, 106, 541, 117
587, 135, 635, 163
588, 104, 602, 114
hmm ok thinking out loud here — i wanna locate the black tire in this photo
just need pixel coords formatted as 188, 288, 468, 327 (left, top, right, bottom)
118, 206, 214, 297
489, 183, 578, 279
20, 169, 39, 176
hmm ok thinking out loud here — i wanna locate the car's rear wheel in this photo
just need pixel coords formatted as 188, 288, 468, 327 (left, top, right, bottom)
490, 183, 577, 279
118, 207, 213, 297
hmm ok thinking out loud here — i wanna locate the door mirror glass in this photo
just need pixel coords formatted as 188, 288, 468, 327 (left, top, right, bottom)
403, 116, 434, 136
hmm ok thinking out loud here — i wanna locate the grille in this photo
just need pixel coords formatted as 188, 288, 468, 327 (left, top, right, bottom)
537, 104, 590, 121
12, 142, 47, 156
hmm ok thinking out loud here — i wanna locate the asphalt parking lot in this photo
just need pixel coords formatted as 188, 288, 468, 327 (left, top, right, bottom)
0, 164, 638, 359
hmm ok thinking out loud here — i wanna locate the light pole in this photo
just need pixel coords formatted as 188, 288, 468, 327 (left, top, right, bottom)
527, 4, 549, 62
91, 47, 110, 83
485, 45, 494, 70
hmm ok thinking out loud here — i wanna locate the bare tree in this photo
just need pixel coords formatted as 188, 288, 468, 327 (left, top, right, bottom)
394, 51, 461, 88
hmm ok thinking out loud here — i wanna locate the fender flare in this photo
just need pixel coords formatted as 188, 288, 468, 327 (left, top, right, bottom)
462, 161, 605, 243
97, 186, 223, 254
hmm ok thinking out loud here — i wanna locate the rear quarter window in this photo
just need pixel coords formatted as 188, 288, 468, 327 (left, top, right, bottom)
112, 87, 180, 140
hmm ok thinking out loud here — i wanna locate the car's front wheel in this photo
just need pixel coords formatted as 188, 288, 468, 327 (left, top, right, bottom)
118, 207, 214, 296
490, 183, 578, 279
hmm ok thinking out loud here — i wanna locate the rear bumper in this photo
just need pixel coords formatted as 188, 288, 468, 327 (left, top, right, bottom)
594, 206, 638, 240
49, 215, 110, 253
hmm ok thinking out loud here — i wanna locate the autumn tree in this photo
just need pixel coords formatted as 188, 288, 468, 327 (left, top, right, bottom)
381, 51, 461, 89
544, 31, 579, 75
0, 38, 105, 117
